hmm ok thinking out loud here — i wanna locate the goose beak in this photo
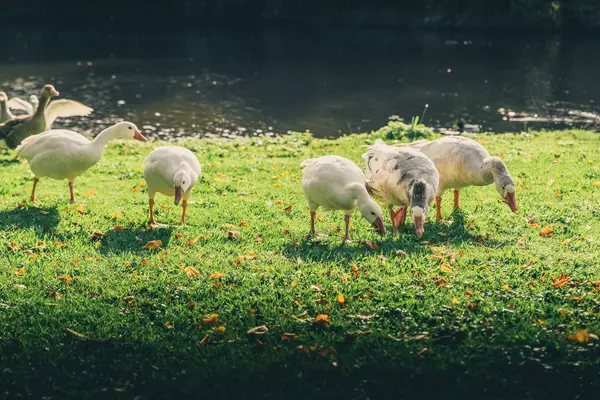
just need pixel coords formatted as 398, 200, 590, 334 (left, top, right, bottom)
372, 216, 386, 236
133, 130, 148, 142
505, 192, 518, 213
174, 187, 183, 205
414, 216, 424, 238
50, 88, 60, 96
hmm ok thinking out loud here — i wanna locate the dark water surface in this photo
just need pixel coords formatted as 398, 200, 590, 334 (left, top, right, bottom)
1, 27, 599, 139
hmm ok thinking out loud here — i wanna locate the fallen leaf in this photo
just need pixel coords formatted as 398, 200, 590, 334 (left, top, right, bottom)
273, 200, 284, 205
122, 295, 135, 305
202, 313, 219, 325
174, 233, 184, 240
539, 225, 555, 236
571, 296, 582, 301
164, 321, 174, 329
184, 235, 201, 246
15, 267, 25, 276
502, 284, 510, 291
551, 274, 569, 288
213, 326, 226, 333
452, 297, 459, 304
440, 264, 453, 273
352, 264, 359, 278
417, 348, 428, 358
314, 314, 330, 324
593, 181, 600, 188
209, 272, 225, 280
240, 221, 248, 227
83, 189, 97, 197
76, 205, 86, 214
227, 231, 240, 239
247, 325, 269, 335
336, 294, 346, 305
187, 300, 196, 310
184, 267, 201, 277
434, 277, 447, 287
362, 240, 379, 250
196, 335, 211, 345
112, 225, 124, 232
284, 205, 292, 213
90, 231, 105, 240
568, 329, 591, 343
58, 275, 73, 282
281, 332, 297, 341
143, 240, 163, 249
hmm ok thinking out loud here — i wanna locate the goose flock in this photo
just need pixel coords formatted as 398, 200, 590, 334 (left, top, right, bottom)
1, 84, 517, 235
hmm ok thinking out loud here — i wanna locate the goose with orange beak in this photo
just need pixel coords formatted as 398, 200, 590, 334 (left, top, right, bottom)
143, 146, 201, 229
405, 136, 518, 219
363, 139, 439, 238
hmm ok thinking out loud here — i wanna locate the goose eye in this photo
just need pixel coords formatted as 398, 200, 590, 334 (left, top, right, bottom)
183, 181, 186, 185
371, 212, 376, 216
128, 127, 132, 130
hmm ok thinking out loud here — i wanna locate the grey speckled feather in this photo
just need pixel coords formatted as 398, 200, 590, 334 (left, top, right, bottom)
362, 139, 439, 209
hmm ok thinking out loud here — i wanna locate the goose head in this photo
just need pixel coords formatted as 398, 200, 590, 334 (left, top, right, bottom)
0, 91, 7, 107
358, 200, 386, 236
409, 178, 433, 238
173, 165, 193, 205
41, 84, 60, 99
495, 177, 517, 213
109, 121, 147, 142
29, 95, 39, 110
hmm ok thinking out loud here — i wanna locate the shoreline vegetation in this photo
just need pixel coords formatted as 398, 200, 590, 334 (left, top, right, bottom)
7, 0, 600, 30
1, 123, 599, 398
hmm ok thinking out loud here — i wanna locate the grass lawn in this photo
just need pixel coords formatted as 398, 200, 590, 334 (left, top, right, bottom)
1, 124, 599, 399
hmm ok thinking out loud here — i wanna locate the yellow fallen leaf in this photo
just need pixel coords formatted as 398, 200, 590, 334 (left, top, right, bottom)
502, 284, 510, 290
143, 240, 163, 249
164, 321, 174, 329
184, 266, 201, 277
291, 279, 297, 287
539, 225, 555, 236
202, 313, 219, 325
452, 297, 459, 304
76, 205, 86, 214
440, 264, 453, 273
314, 314, 330, 324
352, 264, 359, 278
209, 272, 225, 280
58, 275, 73, 282
336, 294, 346, 305
592, 181, 600, 188
568, 329, 591, 343
213, 326, 226, 333
15, 267, 25, 276
83, 189, 97, 197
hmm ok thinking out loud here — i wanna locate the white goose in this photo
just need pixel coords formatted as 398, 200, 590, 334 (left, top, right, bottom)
8, 94, 93, 130
301, 155, 386, 241
363, 139, 439, 238
0, 92, 16, 123
143, 146, 201, 228
407, 136, 517, 219
17, 121, 147, 203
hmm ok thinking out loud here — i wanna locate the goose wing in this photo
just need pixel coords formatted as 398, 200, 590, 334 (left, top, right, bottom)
45, 100, 94, 128
7, 98, 34, 115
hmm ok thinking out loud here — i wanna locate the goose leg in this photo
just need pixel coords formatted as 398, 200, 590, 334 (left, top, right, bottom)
310, 210, 316, 236
68, 181, 76, 204
180, 200, 188, 225
30, 177, 39, 202
435, 196, 442, 220
453, 190, 460, 208
389, 207, 398, 236
394, 206, 407, 227
343, 214, 351, 242
149, 197, 159, 228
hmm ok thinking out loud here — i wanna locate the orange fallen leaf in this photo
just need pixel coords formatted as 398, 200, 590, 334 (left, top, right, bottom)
15, 267, 25, 276
281, 332, 297, 341
143, 240, 163, 249
164, 321, 174, 329
352, 264, 359, 278
336, 294, 346, 305
58, 275, 73, 282
184, 266, 201, 277
174, 233, 184, 240
83, 189, 97, 197
90, 231, 105, 240
551, 274, 569, 288
76, 205, 86, 214
362, 240, 379, 250
568, 329, 591, 343
209, 272, 225, 280
273, 200, 284, 205
112, 225, 124, 232
314, 314, 330, 324
185, 235, 201, 246
196, 335, 211, 346
202, 313, 219, 325
213, 326, 226, 333
539, 225, 555, 236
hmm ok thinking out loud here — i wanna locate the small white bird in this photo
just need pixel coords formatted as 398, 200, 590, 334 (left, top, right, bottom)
363, 139, 439, 238
407, 136, 517, 219
8, 93, 93, 130
143, 146, 201, 228
301, 155, 386, 241
16, 121, 147, 203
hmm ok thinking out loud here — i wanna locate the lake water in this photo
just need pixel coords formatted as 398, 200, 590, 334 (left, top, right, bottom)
1, 27, 599, 139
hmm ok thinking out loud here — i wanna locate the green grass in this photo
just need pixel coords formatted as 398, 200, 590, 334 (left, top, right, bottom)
1, 125, 599, 399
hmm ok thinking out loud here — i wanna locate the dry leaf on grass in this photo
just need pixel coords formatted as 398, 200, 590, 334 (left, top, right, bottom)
362, 240, 379, 250
336, 294, 346, 305
209, 272, 225, 280
227, 231, 240, 239
15, 267, 25, 276
213, 326, 226, 333
143, 240, 163, 249
184, 267, 201, 277
247, 325, 269, 335
83, 189, 97, 197
58, 275, 73, 282
314, 314, 330, 324
539, 225, 555, 236
568, 329, 592, 343
551, 274, 569, 288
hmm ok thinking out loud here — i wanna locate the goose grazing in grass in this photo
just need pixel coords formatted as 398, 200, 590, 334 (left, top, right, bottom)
407, 136, 517, 219
16, 121, 147, 204
363, 139, 439, 238
7, 93, 93, 130
143, 146, 202, 228
0, 85, 60, 149
0, 92, 17, 124
301, 155, 386, 242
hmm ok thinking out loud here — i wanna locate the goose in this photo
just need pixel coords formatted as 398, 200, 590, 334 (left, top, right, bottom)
301, 155, 386, 242
143, 146, 201, 228
0, 85, 60, 149
7, 93, 93, 130
0, 92, 18, 124
363, 139, 439, 238
16, 121, 147, 204
406, 136, 517, 219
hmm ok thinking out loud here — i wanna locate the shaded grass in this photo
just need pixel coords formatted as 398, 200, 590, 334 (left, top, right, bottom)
0, 128, 599, 399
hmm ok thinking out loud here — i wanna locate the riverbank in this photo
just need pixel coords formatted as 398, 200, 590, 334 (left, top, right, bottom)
1, 124, 599, 399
